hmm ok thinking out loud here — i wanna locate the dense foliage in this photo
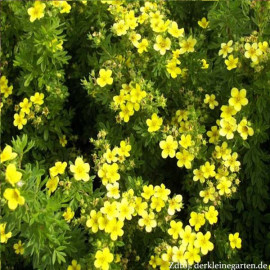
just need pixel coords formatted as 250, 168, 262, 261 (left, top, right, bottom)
1, 1, 270, 269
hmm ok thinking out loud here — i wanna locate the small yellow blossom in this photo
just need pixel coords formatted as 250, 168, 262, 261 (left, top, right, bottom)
28, 1, 46, 22
229, 88, 248, 112
5, 164, 22, 187
97, 69, 113, 87
225, 55, 238, 70
219, 40, 233, 58
179, 36, 197, 54
205, 206, 218, 225
0, 145, 17, 163
229, 232, 242, 249
46, 176, 59, 195
94, 248, 114, 270
3, 188, 25, 210
13, 240, 24, 255
204, 94, 218, 109
70, 157, 90, 181
30, 92, 44, 105
146, 113, 163, 132
154, 35, 171, 55
198, 17, 209, 29
63, 207, 75, 223
0, 223, 12, 243
13, 112, 27, 130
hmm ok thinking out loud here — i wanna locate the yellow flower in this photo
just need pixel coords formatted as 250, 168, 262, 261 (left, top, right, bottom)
1, 84, 13, 98
244, 43, 262, 62
219, 117, 237, 140
168, 195, 183, 216
217, 177, 232, 195
198, 17, 209, 29
225, 55, 238, 70
224, 152, 240, 172
258, 41, 269, 53
189, 212, 205, 231
86, 210, 102, 233
193, 164, 207, 182
67, 260, 81, 270
118, 198, 134, 221
119, 103, 134, 122
146, 113, 163, 132
159, 135, 178, 158
237, 118, 254, 140
149, 255, 160, 269
101, 201, 118, 220
220, 105, 237, 119
168, 21, 184, 38
70, 157, 90, 181
13, 240, 24, 255
229, 88, 248, 112
0, 76, 8, 88
63, 207, 74, 222
194, 231, 214, 255
5, 164, 22, 187
59, 135, 67, 147
207, 126, 219, 144
97, 69, 113, 87
60, 1, 71, 14
107, 218, 124, 240
179, 36, 197, 54
229, 232, 242, 249
168, 220, 183, 239
138, 212, 157, 232
166, 59, 181, 78
204, 94, 218, 109
215, 142, 231, 160
200, 187, 215, 203
106, 182, 120, 199
0, 223, 12, 244
219, 40, 233, 58
27, 1, 46, 23
201, 59, 209, 69
141, 184, 154, 200
180, 225, 196, 247
113, 20, 128, 36
205, 206, 218, 225
117, 141, 131, 157
50, 161, 67, 177
179, 134, 193, 149
94, 248, 114, 270
125, 10, 138, 30
98, 163, 120, 185
135, 38, 149, 54
154, 184, 170, 201
134, 197, 147, 216
129, 32, 141, 47
184, 246, 201, 265
150, 196, 165, 212
104, 148, 118, 164
30, 92, 44, 105
0, 145, 17, 163
19, 98, 32, 114
201, 161, 216, 178
3, 188, 25, 210
199, 187, 216, 204
13, 112, 27, 130
172, 245, 187, 265
154, 35, 171, 55
46, 176, 59, 195
130, 83, 146, 103
176, 150, 194, 169
98, 215, 110, 232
